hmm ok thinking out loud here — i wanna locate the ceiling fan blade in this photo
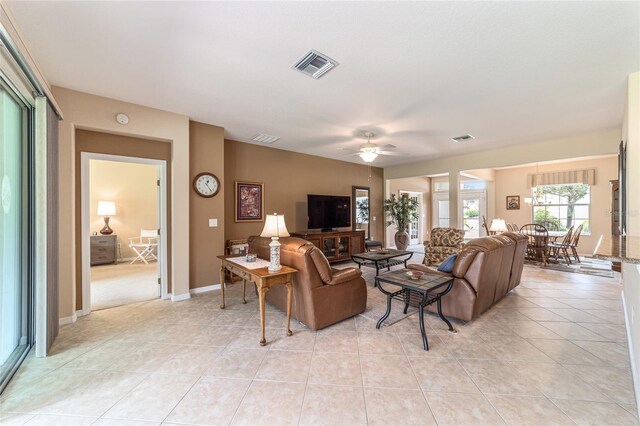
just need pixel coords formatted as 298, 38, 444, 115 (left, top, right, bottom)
379, 150, 407, 157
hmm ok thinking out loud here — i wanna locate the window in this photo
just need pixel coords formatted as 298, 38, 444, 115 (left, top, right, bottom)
460, 180, 486, 190
532, 183, 590, 234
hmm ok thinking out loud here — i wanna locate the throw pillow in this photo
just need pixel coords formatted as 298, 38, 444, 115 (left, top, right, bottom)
437, 254, 457, 273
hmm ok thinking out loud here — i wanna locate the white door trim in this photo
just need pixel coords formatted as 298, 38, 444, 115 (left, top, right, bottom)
80, 153, 169, 316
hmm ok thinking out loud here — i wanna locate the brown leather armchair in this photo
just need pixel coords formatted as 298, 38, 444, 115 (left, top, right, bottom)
409, 232, 527, 321
248, 236, 367, 330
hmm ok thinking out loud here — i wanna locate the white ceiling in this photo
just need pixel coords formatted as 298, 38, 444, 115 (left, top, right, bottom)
6, 1, 639, 167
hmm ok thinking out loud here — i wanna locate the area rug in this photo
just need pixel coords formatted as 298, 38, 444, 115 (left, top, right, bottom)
525, 257, 614, 278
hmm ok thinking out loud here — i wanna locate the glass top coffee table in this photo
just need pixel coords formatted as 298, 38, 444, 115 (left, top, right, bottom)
375, 268, 457, 351
351, 249, 414, 276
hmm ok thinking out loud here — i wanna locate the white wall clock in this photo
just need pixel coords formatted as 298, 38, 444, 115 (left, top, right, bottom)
192, 172, 220, 198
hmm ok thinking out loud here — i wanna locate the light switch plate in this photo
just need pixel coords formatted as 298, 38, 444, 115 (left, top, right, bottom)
209, 218, 218, 227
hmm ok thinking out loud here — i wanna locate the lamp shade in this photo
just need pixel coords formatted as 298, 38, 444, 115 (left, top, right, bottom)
97, 201, 116, 216
359, 151, 378, 163
489, 218, 508, 233
260, 213, 290, 238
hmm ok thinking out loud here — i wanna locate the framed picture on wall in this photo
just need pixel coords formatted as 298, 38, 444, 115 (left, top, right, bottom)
235, 181, 264, 222
506, 195, 520, 210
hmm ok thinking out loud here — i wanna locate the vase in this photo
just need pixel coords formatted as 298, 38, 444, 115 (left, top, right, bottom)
394, 230, 410, 251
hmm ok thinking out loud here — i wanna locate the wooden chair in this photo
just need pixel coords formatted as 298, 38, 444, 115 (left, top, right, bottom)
569, 224, 584, 263
548, 226, 574, 264
520, 224, 549, 265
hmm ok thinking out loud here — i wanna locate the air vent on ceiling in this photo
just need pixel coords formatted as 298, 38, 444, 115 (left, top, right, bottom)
252, 133, 280, 144
292, 49, 338, 79
450, 134, 475, 143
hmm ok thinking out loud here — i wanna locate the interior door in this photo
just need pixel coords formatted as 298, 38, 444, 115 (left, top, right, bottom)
460, 190, 486, 239
400, 191, 421, 245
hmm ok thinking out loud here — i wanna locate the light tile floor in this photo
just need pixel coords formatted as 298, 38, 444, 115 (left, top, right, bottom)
1, 264, 638, 425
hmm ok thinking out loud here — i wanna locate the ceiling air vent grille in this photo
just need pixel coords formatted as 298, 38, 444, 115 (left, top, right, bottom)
451, 134, 475, 143
252, 133, 280, 144
292, 49, 338, 79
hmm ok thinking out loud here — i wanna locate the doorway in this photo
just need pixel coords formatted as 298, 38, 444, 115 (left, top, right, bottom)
81, 153, 168, 313
460, 190, 486, 239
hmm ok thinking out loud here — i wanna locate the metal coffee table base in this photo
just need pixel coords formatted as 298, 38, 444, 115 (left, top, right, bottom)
376, 281, 457, 350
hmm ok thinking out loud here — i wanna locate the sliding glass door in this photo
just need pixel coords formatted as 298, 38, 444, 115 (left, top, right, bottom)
0, 82, 30, 390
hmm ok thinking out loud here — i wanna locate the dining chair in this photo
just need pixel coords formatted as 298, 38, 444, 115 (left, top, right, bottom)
519, 224, 550, 265
569, 224, 584, 263
548, 226, 574, 264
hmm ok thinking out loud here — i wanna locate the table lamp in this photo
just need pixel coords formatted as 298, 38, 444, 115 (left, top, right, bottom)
97, 201, 116, 235
489, 218, 508, 235
260, 213, 290, 272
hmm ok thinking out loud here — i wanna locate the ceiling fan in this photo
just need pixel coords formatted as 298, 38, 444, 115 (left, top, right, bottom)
347, 131, 401, 163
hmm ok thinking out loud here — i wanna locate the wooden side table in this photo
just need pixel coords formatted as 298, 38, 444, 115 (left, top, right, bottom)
217, 254, 297, 346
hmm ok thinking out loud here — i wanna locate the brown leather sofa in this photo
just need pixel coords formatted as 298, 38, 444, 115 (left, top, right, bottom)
408, 232, 527, 321
248, 236, 367, 330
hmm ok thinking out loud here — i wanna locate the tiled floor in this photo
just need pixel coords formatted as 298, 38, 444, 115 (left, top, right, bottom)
1, 264, 638, 425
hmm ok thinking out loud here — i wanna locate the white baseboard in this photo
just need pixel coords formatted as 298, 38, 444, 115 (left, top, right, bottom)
621, 289, 640, 414
59, 312, 77, 326
190, 284, 221, 295
171, 292, 191, 302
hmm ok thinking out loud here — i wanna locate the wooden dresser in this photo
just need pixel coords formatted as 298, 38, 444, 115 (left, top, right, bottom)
291, 230, 365, 263
90, 234, 117, 265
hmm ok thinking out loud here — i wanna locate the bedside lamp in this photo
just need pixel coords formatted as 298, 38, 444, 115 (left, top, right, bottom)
260, 213, 290, 272
489, 218, 508, 235
97, 201, 116, 235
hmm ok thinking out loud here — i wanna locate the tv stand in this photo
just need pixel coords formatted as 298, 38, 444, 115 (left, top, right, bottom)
291, 230, 365, 263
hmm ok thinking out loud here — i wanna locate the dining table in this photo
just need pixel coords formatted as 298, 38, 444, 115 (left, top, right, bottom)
519, 229, 570, 264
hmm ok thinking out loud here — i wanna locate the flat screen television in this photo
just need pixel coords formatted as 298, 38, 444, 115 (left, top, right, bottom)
307, 194, 351, 231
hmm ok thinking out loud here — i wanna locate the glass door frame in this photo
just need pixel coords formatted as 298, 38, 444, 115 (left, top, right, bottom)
0, 74, 35, 393
459, 189, 487, 239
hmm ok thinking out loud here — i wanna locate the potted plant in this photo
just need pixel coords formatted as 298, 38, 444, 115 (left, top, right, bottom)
384, 194, 419, 250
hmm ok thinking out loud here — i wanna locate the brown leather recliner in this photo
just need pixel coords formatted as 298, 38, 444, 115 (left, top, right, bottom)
248, 236, 367, 330
408, 232, 527, 321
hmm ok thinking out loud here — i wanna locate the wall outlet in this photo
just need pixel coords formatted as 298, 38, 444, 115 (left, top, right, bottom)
209, 218, 218, 227
372, 216, 376, 221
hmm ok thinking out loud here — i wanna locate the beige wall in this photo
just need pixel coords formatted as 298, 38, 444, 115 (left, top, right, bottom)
224, 139, 384, 242
89, 160, 158, 259
189, 121, 225, 288
54, 86, 190, 318
385, 128, 621, 228
386, 176, 431, 247
493, 156, 618, 254
75, 130, 172, 310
